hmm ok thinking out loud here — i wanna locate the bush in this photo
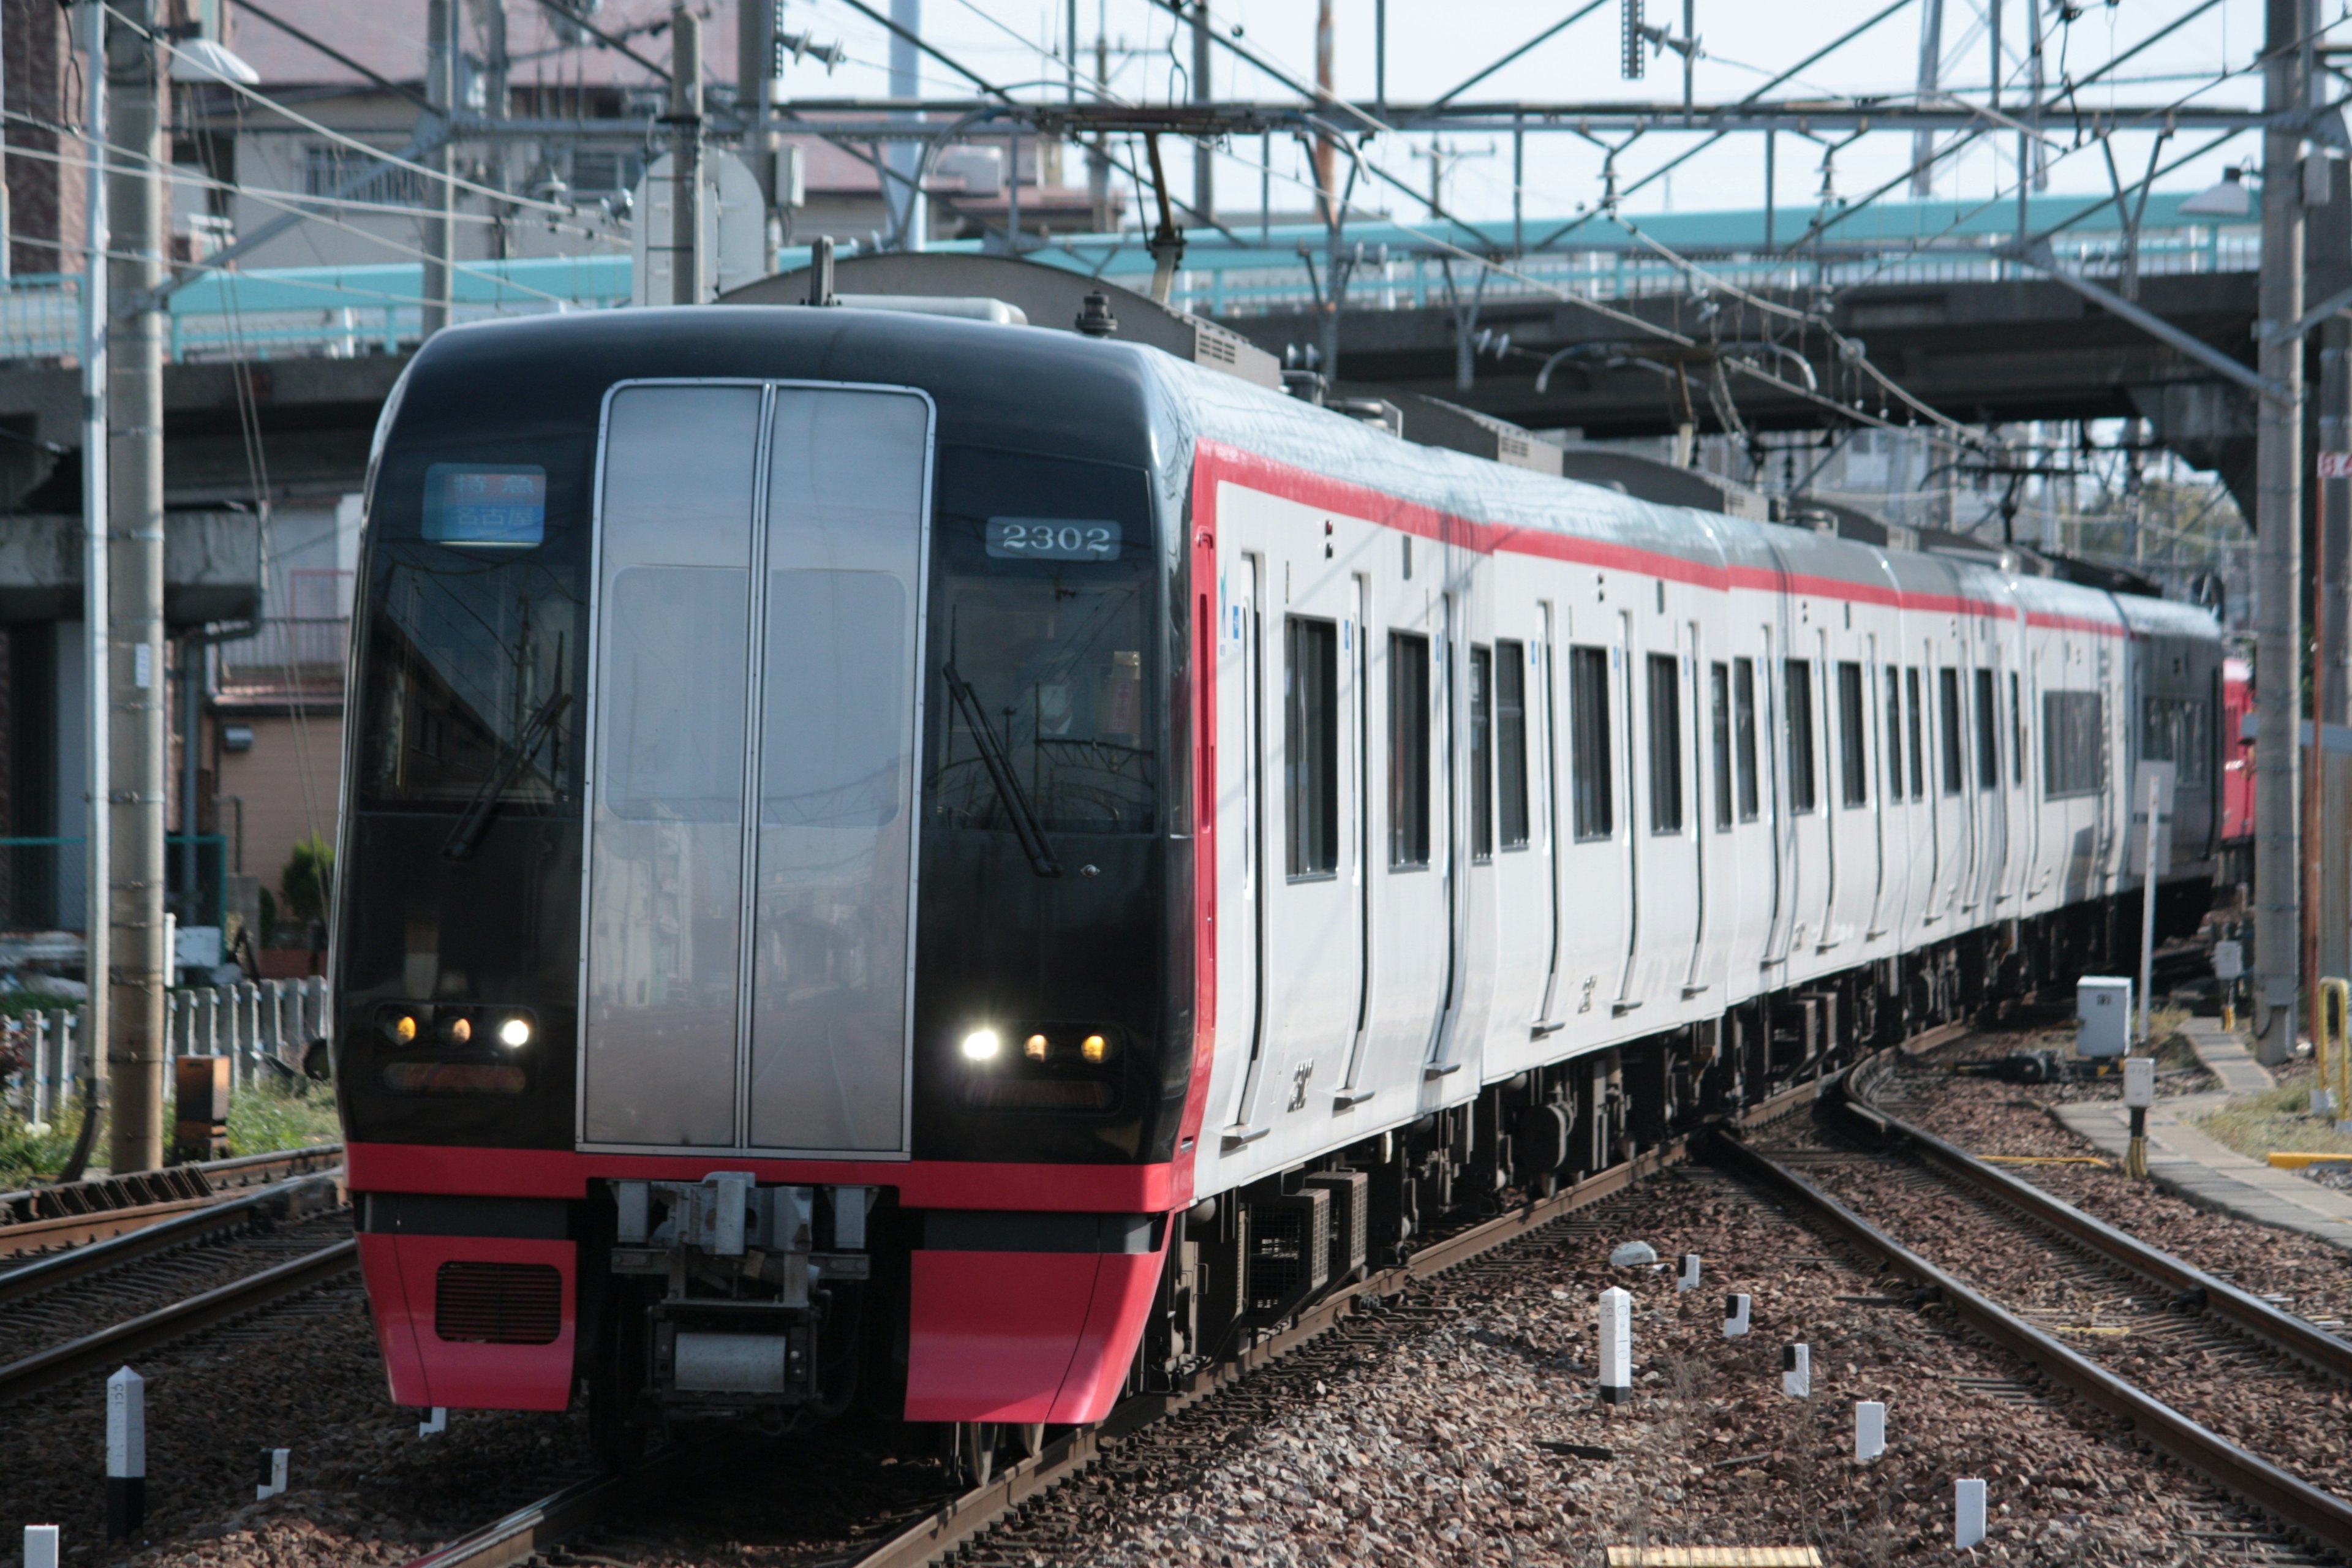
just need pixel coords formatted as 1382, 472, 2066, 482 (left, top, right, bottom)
278, 834, 334, 941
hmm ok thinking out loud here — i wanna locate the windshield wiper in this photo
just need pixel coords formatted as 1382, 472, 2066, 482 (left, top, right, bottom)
942, 662, 1061, 878
442, 687, 572, 861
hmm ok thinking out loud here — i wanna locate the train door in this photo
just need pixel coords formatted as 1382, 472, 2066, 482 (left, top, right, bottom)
1970, 653, 2008, 915
1861, 636, 1891, 943
1484, 605, 1558, 1059
1623, 615, 1698, 1014
1338, 575, 1377, 1102
1759, 617, 1795, 972
1556, 617, 1632, 1038
1929, 638, 1967, 927
1240, 544, 1362, 1150
580, 381, 933, 1155
1681, 624, 1722, 1003
1529, 605, 1564, 1027
1221, 554, 1268, 1136
1428, 594, 1469, 1077
1901, 658, 1932, 931
1613, 612, 1646, 1013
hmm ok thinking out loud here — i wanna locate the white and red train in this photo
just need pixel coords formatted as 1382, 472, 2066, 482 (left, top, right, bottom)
333, 300, 2225, 1460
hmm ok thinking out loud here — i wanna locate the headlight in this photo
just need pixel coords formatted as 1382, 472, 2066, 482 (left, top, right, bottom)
1082, 1033, 1109, 1063
960, 1028, 1001, 1061
440, 1016, 472, 1046
386, 1014, 417, 1046
498, 1017, 532, 1049
1024, 1033, 1049, 1061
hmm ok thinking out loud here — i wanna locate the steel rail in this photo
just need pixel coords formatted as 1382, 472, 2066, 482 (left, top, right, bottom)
0, 1236, 358, 1406
0, 1170, 345, 1306
1712, 1122, 2352, 1558
1842, 1052, 2352, 1384
396, 1040, 1951, 1568
0, 1142, 345, 1253
845, 1068, 1848, 1568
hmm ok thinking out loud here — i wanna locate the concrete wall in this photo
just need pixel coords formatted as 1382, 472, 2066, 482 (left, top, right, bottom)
213, 710, 342, 920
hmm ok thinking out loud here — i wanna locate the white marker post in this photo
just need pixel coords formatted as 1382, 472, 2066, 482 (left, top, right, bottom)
1676, 1253, 1701, 1291
255, 1448, 289, 1501
2124, 1052, 2157, 1179
1723, 1293, 1751, 1337
24, 1527, 60, 1568
1955, 1478, 1987, 1548
106, 1367, 145, 1539
419, 1407, 448, 1437
1855, 1400, 1886, 1461
1782, 1343, 1811, 1398
1597, 1286, 1633, 1404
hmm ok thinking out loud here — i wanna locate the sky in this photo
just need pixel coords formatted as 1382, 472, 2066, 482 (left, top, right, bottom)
768, 0, 2293, 227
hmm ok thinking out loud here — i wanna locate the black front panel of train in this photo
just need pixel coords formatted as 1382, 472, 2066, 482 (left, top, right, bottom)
905, 445, 1188, 1166
334, 309, 1189, 1163
336, 428, 593, 1148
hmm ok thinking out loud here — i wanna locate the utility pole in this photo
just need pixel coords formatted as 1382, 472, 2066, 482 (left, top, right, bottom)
1089, 32, 1110, 230
1313, 0, 1335, 226
106, 0, 165, 1174
2322, 321, 2350, 723
887, 0, 923, 250
77, 0, 110, 1144
1191, 2, 1212, 224
421, 0, 453, 337
2253, 0, 2310, 1065
739, 0, 783, 265
1910, 0, 1943, 198
668, 5, 703, 302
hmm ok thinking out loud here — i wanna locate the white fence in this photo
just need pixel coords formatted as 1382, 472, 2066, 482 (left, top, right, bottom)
6, 977, 330, 1128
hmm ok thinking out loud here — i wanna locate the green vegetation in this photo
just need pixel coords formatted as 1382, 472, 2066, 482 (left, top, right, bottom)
2195, 1077, 2352, 1166
0, 1072, 340, 1186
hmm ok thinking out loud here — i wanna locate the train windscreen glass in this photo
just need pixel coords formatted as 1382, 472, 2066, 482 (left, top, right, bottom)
357, 439, 588, 812
929, 447, 1156, 837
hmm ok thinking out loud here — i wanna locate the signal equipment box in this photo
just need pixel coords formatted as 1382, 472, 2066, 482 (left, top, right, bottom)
2076, 977, 2133, 1058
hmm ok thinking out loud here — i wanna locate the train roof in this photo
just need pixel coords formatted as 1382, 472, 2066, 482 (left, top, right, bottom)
396, 303, 2215, 643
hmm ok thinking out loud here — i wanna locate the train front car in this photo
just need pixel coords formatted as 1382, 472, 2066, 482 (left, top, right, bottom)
333, 307, 1194, 1453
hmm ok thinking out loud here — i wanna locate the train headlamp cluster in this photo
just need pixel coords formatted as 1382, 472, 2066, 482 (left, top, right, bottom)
960, 1024, 1117, 1068
377, 1004, 537, 1052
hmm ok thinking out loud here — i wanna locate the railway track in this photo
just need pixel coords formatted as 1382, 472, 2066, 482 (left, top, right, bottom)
0, 1170, 356, 1406
395, 1065, 1861, 1568
0, 1142, 345, 1256
1717, 1046, 2352, 1560
401, 1022, 2352, 1568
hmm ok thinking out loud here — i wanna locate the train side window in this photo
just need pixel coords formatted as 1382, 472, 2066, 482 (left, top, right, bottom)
1710, 661, 1733, 831
1784, 658, 1817, 814
1837, 661, 1868, 807
2045, 690, 2105, 797
1389, 631, 1432, 867
1973, 668, 2000, 790
1647, 653, 1683, 834
1285, 616, 1339, 878
1905, 668, 1925, 799
2010, 673, 2025, 786
1733, 657, 1760, 821
1569, 644, 1613, 840
1496, 639, 1530, 849
2143, 695, 2211, 788
1469, 644, 1495, 861
1939, 667, 1964, 795
1883, 664, 1903, 804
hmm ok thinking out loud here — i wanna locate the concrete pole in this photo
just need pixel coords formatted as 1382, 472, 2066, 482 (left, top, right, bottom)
668, 6, 703, 303
421, 0, 454, 337
77, 0, 109, 1110
1192, 2, 1213, 223
2322, 321, 2350, 722
887, 0, 923, 251
1909, 0, 1943, 198
1088, 33, 1110, 231
105, 0, 165, 1173
2253, 0, 2310, 1065
1313, 0, 1335, 226
738, 0, 782, 262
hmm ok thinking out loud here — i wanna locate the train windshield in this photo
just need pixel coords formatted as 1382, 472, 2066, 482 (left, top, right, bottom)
355, 434, 592, 816
927, 447, 1157, 837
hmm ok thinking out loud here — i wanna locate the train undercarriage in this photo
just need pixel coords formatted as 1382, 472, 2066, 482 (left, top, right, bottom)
571, 884, 2207, 1479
